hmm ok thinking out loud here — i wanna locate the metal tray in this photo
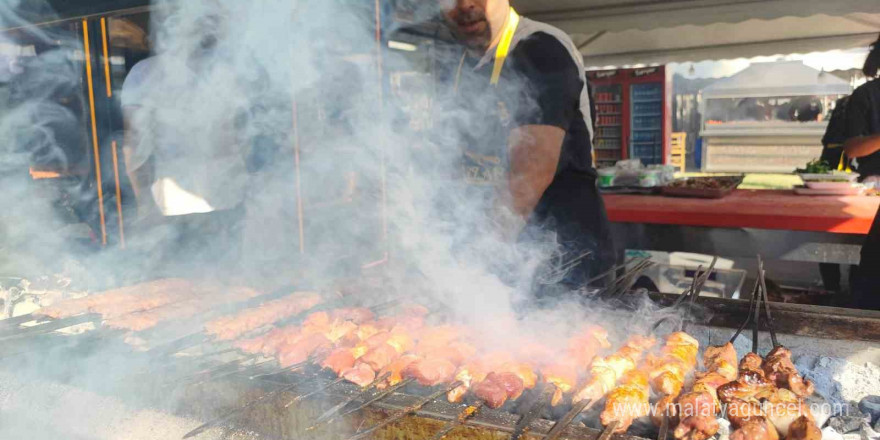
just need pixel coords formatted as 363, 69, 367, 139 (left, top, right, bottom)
661, 176, 743, 199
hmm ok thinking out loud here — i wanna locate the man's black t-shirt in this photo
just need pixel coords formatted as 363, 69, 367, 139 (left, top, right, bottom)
847, 79, 880, 176
846, 78, 880, 309
435, 16, 615, 284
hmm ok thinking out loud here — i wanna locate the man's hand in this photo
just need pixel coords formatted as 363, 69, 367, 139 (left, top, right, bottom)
506, 124, 565, 219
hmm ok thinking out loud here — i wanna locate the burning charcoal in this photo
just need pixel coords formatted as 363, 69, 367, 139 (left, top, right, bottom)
860, 396, 880, 424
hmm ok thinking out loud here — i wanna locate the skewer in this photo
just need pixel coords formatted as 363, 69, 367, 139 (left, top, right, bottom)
729, 277, 760, 344
428, 400, 485, 440
333, 377, 416, 420
752, 268, 763, 354
311, 372, 398, 427
597, 420, 620, 440
541, 398, 598, 440
344, 381, 463, 440
0, 312, 38, 331
756, 256, 779, 347
0, 313, 101, 341
249, 357, 314, 380
283, 376, 348, 408
181, 380, 304, 439
187, 358, 274, 388
510, 383, 554, 440
658, 414, 670, 440
167, 355, 258, 387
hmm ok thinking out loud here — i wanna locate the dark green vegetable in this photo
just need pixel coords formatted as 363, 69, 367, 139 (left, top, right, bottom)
796, 159, 832, 174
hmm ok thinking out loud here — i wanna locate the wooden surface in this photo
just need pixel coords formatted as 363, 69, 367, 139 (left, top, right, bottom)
604, 189, 880, 234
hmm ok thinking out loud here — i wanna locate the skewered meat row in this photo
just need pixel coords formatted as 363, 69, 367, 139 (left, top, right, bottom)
719, 349, 819, 440
600, 332, 699, 434
571, 334, 657, 405
542, 326, 612, 406
104, 286, 263, 332
204, 292, 324, 340
671, 342, 738, 440
36, 278, 201, 319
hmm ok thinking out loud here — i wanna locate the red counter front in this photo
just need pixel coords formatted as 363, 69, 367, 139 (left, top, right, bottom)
603, 190, 879, 235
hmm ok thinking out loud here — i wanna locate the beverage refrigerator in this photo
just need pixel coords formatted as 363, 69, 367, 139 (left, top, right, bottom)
586, 66, 672, 168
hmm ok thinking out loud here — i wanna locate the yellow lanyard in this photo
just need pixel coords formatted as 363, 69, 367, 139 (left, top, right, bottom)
453, 8, 520, 92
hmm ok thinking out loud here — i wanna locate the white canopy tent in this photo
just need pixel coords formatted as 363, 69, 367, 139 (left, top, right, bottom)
701, 61, 853, 98
513, 0, 880, 67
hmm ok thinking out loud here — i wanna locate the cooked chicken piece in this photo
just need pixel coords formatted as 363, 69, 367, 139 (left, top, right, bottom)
729, 417, 779, 440
762, 346, 814, 397
785, 415, 821, 440
342, 362, 376, 387
600, 369, 651, 433
673, 415, 720, 440
691, 371, 731, 409
762, 389, 814, 437
378, 354, 420, 389
739, 352, 765, 374
703, 342, 738, 381
405, 358, 457, 386
572, 335, 654, 404
652, 394, 678, 426
678, 391, 718, 419
651, 359, 689, 396
321, 348, 357, 375
360, 344, 399, 371
385, 330, 415, 354
662, 332, 700, 368
725, 398, 767, 429
717, 370, 776, 404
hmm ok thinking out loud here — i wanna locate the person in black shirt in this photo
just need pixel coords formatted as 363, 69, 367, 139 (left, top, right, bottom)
435, 0, 615, 293
845, 35, 880, 310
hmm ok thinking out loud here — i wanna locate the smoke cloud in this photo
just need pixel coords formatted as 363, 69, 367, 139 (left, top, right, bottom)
0, 0, 681, 438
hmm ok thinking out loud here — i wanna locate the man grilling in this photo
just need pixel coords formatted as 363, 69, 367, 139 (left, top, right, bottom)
435, 0, 615, 293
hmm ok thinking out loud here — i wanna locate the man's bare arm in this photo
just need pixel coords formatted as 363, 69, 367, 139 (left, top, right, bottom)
507, 124, 564, 219
844, 134, 880, 158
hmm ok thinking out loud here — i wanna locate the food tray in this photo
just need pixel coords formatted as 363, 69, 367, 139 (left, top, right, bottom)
804, 181, 859, 190
661, 176, 744, 199
661, 186, 735, 199
798, 173, 858, 182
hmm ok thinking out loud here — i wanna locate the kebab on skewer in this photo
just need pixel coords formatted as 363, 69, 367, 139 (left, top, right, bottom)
540, 333, 657, 440
595, 332, 700, 436
664, 342, 738, 440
